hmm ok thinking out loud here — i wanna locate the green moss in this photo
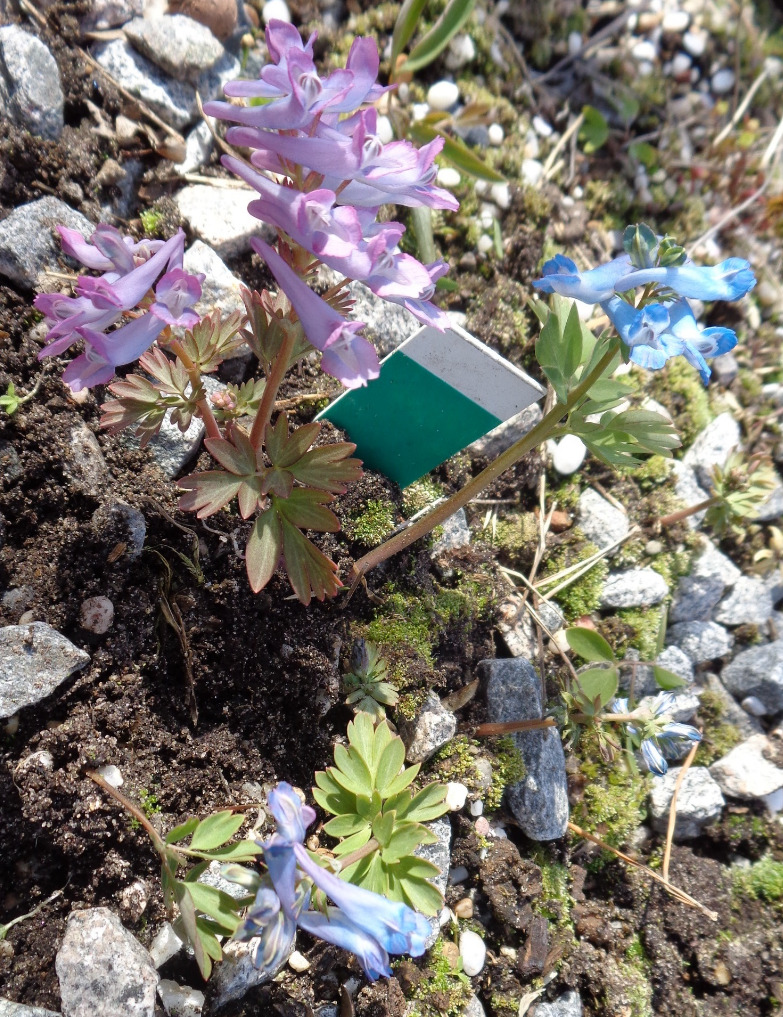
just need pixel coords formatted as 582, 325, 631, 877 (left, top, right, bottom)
345, 499, 396, 547
617, 959, 653, 1017
733, 857, 783, 903
628, 455, 673, 490
574, 731, 648, 850
366, 590, 436, 663
406, 939, 471, 1017
428, 735, 483, 784
542, 535, 609, 620
140, 208, 163, 235
486, 736, 526, 812
616, 606, 664, 660
491, 512, 539, 566
694, 688, 743, 765
531, 849, 574, 927
649, 548, 693, 590
648, 358, 712, 446
402, 477, 445, 517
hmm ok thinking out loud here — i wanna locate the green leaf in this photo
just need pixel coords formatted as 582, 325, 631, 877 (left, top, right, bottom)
165, 817, 199, 844
177, 471, 243, 518
380, 762, 419, 799
289, 441, 363, 494
575, 667, 618, 709
374, 736, 405, 795
652, 666, 687, 691
347, 711, 377, 767
195, 919, 225, 963
333, 828, 373, 857
409, 122, 505, 183
390, 0, 428, 71
398, 783, 449, 823
279, 515, 341, 605
394, 856, 441, 879
399, 0, 476, 74
324, 813, 370, 838
565, 627, 615, 663
189, 812, 245, 852
628, 140, 658, 169
372, 811, 396, 847
172, 880, 211, 979
198, 840, 263, 862
332, 744, 374, 797
186, 882, 242, 933
381, 822, 430, 862
579, 105, 609, 154
245, 508, 282, 594
204, 432, 257, 476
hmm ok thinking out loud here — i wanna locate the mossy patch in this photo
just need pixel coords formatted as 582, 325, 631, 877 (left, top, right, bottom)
733, 856, 783, 903
344, 499, 396, 548
530, 848, 575, 927
694, 688, 743, 765
405, 938, 472, 1017
573, 731, 648, 850
648, 358, 712, 446
542, 533, 609, 620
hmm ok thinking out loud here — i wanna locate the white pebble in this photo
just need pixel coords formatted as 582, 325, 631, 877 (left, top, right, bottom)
490, 182, 511, 209
149, 923, 184, 968
711, 68, 735, 94
637, 60, 655, 77
95, 764, 123, 787
532, 114, 553, 137
459, 929, 487, 977
427, 79, 459, 111
288, 950, 310, 972
437, 166, 462, 188
671, 52, 692, 77
4, 715, 19, 736
552, 434, 587, 475
568, 30, 583, 56
474, 178, 489, 196
445, 33, 476, 69
438, 906, 453, 927
488, 822, 507, 839
470, 800, 484, 817
262, 0, 291, 23
521, 158, 544, 186
479, 204, 496, 229
80, 596, 114, 634
742, 696, 768, 717
662, 9, 690, 32
412, 102, 429, 122
477, 234, 494, 255
445, 782, 469, 811
376, 114, 394, 145
449, 865, 469, 885
632, 39, 658, 62
523, 129, 540, 159
683, 29, 707, 57
487, 122, 504, 146
158, 980, 205, 1017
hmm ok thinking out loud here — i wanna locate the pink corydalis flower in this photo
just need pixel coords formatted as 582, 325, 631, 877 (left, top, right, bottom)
251, 236, 379, 389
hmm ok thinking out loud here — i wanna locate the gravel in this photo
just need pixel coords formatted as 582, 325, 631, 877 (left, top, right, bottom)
0, 26, 63, 141
719, 641, 783, 714
124, 14, 225, 83
0, 197, 92, 289
713, 576, 774, 626
710, 734, 783, 800
600, 567, 668, 608
648, 766, 725, 839
665, 620, 734, 664
400, 693, 457, 763
0, 622, 90, 719
682, 411, 741, 488
576, 489, 630, 552
459, 929, 486, 977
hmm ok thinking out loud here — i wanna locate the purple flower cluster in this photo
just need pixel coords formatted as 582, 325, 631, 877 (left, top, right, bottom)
34, 225, 203, 391
203, 20, 457, 389
230, 783, 430, 979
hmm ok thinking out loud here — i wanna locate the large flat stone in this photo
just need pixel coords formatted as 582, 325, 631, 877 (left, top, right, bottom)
0, 197, 92, 289
0, 623, 90, 719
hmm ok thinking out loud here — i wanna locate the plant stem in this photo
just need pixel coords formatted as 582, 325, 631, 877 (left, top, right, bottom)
250, 328, 297, 449
473, 717, 557, 737
658, 496, 717, 527
349, 343, 620, 588
87, 770, 168, 855
166, 338, 222, 442
336, 837, 380, 870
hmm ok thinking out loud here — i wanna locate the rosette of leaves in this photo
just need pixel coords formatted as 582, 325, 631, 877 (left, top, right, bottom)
313, 712, 448, 915
178, 413, 361, 603
343, 640, 399, 719
704, 451, 776, 536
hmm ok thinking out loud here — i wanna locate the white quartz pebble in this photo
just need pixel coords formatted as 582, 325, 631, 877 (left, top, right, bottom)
490, 182, 511, 209
437, 166, 461, 188
552, 434, 587, 475
711, 68, 735, 94
459, 929, 487, 977
427, 79, 459, 111
445, 782, 469, 811
488, 122, 504, 146
262, 0, 291, 23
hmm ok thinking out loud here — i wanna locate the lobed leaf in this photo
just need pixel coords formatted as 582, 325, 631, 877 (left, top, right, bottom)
186, 882, 242, 934
279, 515, 342, 604
177, 472, 243, 518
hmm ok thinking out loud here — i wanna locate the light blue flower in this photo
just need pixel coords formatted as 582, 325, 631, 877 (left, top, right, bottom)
615, 257, 756, 302
533, 253, 634, 303
610, 693, 701, 776
601, 296, 738, 383
230, 781, 430, 981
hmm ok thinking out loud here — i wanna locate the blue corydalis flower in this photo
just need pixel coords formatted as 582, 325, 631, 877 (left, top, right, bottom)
611, 694, 701, 776
601, 296, 738, 383
230, 782, 430, 981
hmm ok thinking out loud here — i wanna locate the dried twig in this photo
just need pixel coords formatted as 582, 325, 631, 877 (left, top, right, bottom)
662, 735, 701, 883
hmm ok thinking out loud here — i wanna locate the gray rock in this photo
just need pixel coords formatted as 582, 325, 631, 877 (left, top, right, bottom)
401, 693, 457, 763
124, 15, 224, 83
665, 620, 734, 664
461, 996, 486, 1017
0, 1001, 60, 1017
711, 352, 739, 386
0, 441, 21, 484
671, 461, 710, 529
91, 500, 147, 561
0, 197, 92, 288
0, 622, 90, 719
65, 422, 110, 496
56, 907, 158, 1017
702, 673, 763, 740
576, 489, 629, 553
141, 375, 223, 477
710, 734, 783, 799
208, 936, 287, 1009
345, 278, 419, 358
197, 860, 248, 900
683, 411, 741, 488
468, 403, 542, 459
415, 816, 450, 948
183, 241, 246, 320
481, 657, 569, 840
714, 576, 774, 627
93, 39, 196, 131
175, 184, 263, 259
496, 597, 536, 658
655, 644, 695, 685
431, 509, 470, 556
691, 540, 741, 586
670, 573, 725, 623
174, 121, 214, 176
600, 567, 668, 608
82, 0, 143, 29
534, 990, 583, 1017
0, 26, 63, 140
649, 766, 725, 839
194, 48, 241, 103
720, 641, 783, 713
